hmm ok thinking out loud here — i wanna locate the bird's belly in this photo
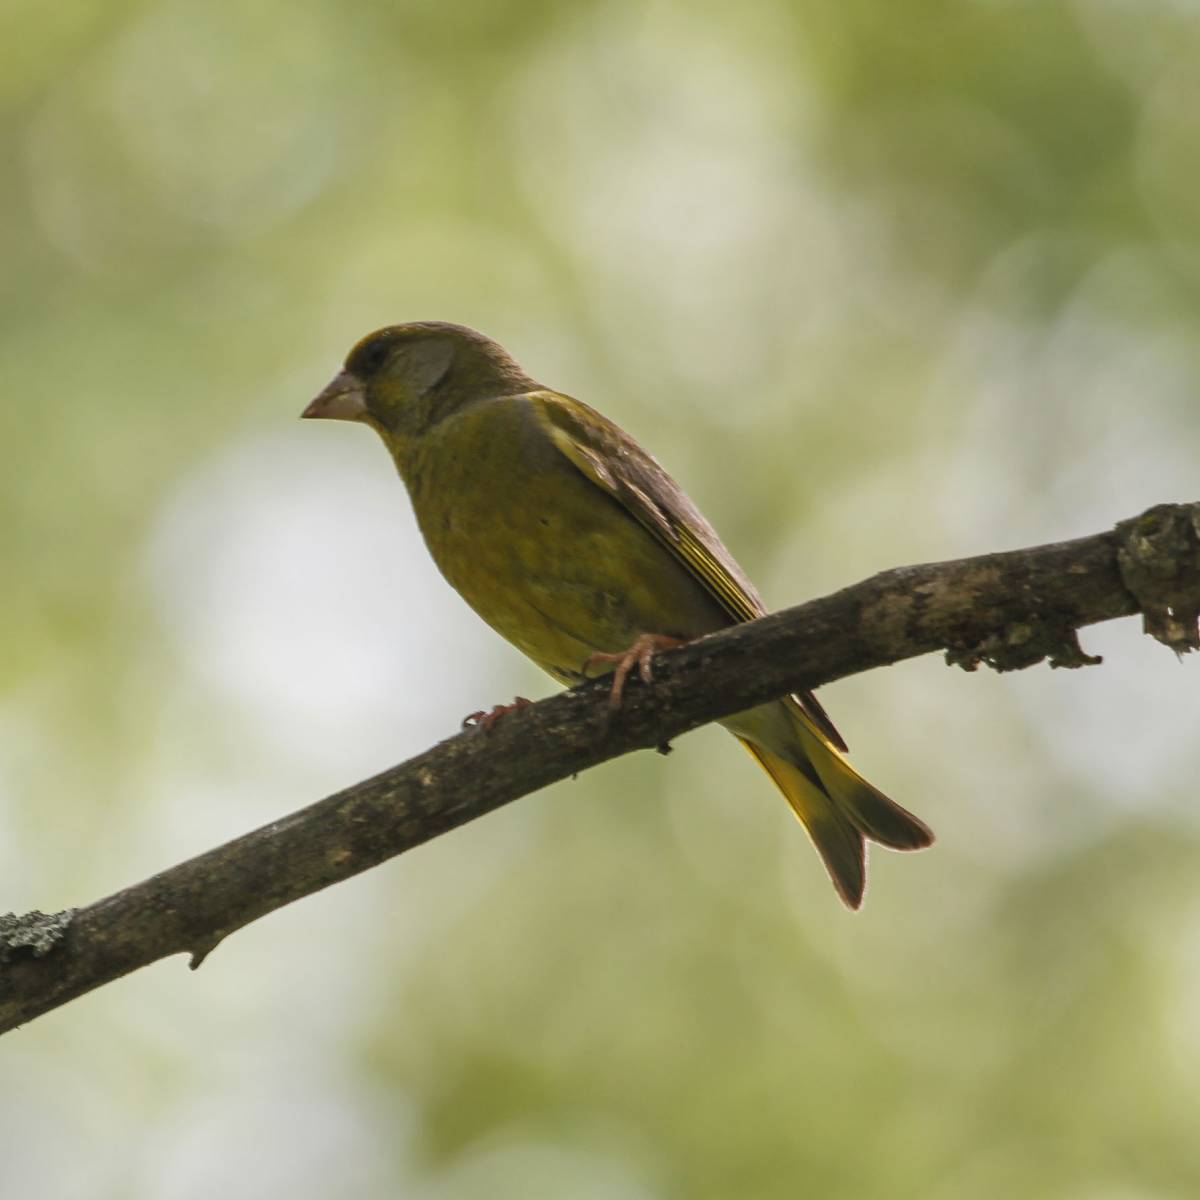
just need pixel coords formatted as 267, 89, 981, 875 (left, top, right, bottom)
434, 494, 713, 680
408, 424, 727, 681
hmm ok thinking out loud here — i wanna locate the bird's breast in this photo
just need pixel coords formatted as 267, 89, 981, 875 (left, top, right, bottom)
397, 397, 727, 678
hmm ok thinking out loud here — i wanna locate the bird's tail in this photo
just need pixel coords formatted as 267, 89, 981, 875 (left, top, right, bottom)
737, 700, 933, 908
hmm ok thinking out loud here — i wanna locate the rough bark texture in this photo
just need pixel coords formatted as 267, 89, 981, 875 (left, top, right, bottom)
2, 502, 1198, 1034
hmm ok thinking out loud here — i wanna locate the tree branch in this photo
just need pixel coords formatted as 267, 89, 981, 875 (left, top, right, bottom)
3, 502, 1198, 1034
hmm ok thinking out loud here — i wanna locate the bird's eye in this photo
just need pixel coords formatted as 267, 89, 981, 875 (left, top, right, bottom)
359, 338, 390, 373
348, 332, 397, 378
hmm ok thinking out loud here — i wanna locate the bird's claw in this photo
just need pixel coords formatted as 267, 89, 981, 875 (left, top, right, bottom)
583, 634, 686, 711
463, 696, 533, 732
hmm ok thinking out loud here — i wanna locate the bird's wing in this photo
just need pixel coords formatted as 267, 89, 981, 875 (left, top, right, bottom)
529, 390, 848, 753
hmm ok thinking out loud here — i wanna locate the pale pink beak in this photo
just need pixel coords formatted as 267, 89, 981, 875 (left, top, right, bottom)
302, 371, 367, 422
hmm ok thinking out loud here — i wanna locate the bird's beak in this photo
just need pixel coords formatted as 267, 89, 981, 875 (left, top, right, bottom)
302, 371, 367, 422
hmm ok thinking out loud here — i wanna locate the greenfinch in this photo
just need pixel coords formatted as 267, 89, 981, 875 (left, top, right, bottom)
303, 322, 933, 906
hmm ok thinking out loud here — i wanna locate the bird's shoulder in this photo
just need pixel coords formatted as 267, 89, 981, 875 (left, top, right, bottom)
526, 389, 768, 623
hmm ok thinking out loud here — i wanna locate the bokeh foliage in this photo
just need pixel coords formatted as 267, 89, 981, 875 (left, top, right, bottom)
3, 2, 1200, 1197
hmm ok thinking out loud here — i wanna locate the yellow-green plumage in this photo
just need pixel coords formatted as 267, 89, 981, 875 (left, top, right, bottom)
303, 321, 933, 907
404, 396, 728, 681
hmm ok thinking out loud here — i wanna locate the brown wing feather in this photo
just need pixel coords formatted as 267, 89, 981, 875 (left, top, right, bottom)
530, 390, 849, 753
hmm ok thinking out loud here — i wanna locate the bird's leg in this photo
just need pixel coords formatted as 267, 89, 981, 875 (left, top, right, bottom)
462, 696, 533, 732
583, 633, 686, 711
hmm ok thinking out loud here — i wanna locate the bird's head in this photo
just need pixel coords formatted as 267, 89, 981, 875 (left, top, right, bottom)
303, 322, 536, 443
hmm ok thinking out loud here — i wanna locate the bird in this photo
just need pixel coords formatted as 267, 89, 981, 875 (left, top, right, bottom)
303, 321, 933, 906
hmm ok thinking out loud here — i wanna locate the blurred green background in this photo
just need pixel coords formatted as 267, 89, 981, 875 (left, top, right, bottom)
4, 1, 1200, 1197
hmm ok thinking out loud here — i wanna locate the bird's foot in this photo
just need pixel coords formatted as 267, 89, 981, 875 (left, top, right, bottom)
462, 696, 533, 732
583, 633, 686, 711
